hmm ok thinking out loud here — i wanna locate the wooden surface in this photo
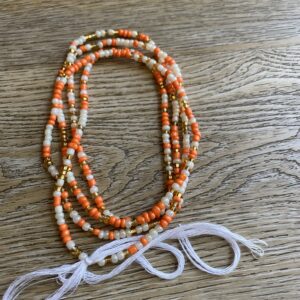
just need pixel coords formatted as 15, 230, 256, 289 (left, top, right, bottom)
0, 0, 299, 299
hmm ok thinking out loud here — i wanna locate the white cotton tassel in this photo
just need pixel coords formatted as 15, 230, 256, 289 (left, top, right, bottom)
3, 222, 267, 300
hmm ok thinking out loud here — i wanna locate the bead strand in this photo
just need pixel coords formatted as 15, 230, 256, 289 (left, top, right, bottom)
42, 29, 201, 265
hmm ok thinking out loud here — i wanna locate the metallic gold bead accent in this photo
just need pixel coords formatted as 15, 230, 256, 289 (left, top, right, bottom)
91, 45, 100, 51
105, 257, 112, 264
170, 202, 178, 211
85, 33, 98, 41
173, 191, 181, 198
69, 49, 76, 54
55, 186, 62, 192
70, 247, 81, 257
162, 108, 168, 112
130, 228, 137, 235
72, 185, 78, 191
175, 163, 180, 168
80, 160, 87, 167
175, 148, 179, 153
171, 95, 176, 101
131, 220, 138, 227
66, 154, 71, 159
82, 96, 88, 101
59, 174, 65, 180
81, 80, 87, 84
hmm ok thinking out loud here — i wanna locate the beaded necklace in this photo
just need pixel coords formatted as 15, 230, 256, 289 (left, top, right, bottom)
4, 29, 266, 300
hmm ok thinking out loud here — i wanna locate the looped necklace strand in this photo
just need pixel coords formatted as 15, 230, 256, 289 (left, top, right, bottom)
4, 29, 266, 300
43, 28, 201, 265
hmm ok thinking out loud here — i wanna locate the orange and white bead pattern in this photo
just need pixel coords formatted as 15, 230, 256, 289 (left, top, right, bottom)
42, 29, 201, 266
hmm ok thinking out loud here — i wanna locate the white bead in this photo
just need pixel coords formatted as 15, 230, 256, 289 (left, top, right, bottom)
82, 222, 91, 231
114, 230, 120, 240
97, 259, 106, 266
103, 209, 111, 216
64, 159, 72, 167
142, 223, 149, 232
155, 225, 163, 233
55, 206, 63, 213
97, 259, 105, 267
126, 229, 131, 237
72, 215, 81, 223
67, 148, 75, 156
117, 251, 125, 260
56, 217, 65, 225
136, 226, 143, 234
186, 160, 194, 170
79, 252, 88, 260
125, 220, 132, 228
166, 165, 173, 172
164, 148, 171, 155
56, 179, 64, 187
66, 240, 75, 250
161, 196, 170, 206
86, 174, 94, 180
103, 230, 109, 239
98, 231, 104, 239
55, 212, 64, 220
119, 230, 126, 238
166, 209, 175, 217
108, 29, 115, 35
166, 192, 173, 200
70, 210, 78, 218
172, 183, 181, 192
145, 234, 152, 242
149, 229, 158, 238
135, 242, 143, 250
90, 186, 98, 194
53, 191, 61, 197
48, 166, 56, 174
111, 254, 118, 264
181, 169, 190, 177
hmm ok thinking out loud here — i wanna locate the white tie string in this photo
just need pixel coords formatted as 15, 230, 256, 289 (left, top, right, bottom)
3, 222, 267, 300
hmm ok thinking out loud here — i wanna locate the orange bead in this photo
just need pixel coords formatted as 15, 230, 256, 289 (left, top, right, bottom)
140, 237, 148, 246
62, 235, 71, 243
142, 212, 150, 223
136, 215, 145, 224
61, 229, 70, 238
120, 218, 126, 228
160, 219, 169, 228
93, 228, 100, 236
152, 206, 161, 218
59, 224, 68, 231
128, 245, 138, 255
157, 201, 165, 210
77, 219, 85, 227
63, 202, 72, 210
162, 215, 173, 223
109, 231, 114, 240
114, 218, 121, 228
109, 216, 116, 226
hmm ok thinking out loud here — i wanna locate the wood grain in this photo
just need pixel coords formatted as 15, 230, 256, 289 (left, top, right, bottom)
0, 0, 299, 299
